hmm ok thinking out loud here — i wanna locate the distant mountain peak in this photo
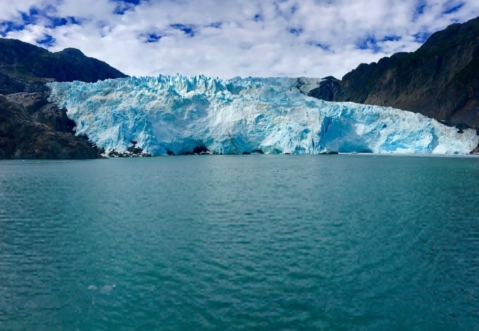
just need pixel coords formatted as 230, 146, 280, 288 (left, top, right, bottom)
56, 48, 85, 57
0, 38, 127, 94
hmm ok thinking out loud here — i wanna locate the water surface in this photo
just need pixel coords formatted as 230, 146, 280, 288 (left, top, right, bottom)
0, 155, 478, 330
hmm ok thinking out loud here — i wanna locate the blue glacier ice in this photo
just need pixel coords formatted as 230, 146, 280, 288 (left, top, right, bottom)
47, 75, 479, 156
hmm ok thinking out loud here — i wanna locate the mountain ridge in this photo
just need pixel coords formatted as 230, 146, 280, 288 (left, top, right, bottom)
309, 16, 479, 129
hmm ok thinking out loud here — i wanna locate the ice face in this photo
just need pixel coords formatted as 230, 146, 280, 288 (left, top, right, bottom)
47, 75, 479, 156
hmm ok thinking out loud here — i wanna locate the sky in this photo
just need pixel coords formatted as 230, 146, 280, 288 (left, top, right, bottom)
0, 0, 478, 79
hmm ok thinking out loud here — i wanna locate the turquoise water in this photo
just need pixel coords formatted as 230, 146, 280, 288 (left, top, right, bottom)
0, 155, 478, 331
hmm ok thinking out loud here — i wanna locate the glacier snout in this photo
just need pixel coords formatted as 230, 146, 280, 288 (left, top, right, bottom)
47, 75, 479, 156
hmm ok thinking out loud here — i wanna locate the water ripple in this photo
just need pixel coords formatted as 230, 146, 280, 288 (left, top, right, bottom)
0, 156, 478, 330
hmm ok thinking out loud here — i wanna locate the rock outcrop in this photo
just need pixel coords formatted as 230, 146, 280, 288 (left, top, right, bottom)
0, 96, 101, 159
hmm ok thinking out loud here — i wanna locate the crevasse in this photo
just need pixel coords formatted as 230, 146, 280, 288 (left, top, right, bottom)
47, 75, 479, 156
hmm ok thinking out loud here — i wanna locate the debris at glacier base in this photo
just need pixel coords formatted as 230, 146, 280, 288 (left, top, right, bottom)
47, 75, 479, 156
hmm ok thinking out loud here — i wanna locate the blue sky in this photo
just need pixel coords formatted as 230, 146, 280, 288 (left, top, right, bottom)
0, 0, 477, 78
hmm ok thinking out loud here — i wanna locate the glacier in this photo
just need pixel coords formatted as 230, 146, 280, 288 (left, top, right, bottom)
47, 75, 479, 156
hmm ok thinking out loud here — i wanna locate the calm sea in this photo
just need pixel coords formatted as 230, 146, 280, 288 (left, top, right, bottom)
0, 155, 478, 331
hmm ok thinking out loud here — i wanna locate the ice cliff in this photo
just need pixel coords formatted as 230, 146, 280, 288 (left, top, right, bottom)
47, 75, 479, 156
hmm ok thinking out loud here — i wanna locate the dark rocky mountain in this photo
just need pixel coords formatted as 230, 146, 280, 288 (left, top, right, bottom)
309, 16, 479, 129
0, 38, 127, 159
0, 95, 101, 159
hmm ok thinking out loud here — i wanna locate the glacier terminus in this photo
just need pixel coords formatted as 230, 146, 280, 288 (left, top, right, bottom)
47, 75, 479, 156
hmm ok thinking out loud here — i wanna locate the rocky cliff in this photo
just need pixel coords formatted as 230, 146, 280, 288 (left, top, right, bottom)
0, 95, 101, 159
309, 16, 479, 129
0, 38, 127, 159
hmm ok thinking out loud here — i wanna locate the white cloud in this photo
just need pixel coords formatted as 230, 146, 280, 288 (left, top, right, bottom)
1, 0, 479, 79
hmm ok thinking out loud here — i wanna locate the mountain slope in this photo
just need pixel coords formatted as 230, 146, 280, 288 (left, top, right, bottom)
0, 38, 127, 159
309, 16, 479, 129
0, 38, 127, 94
